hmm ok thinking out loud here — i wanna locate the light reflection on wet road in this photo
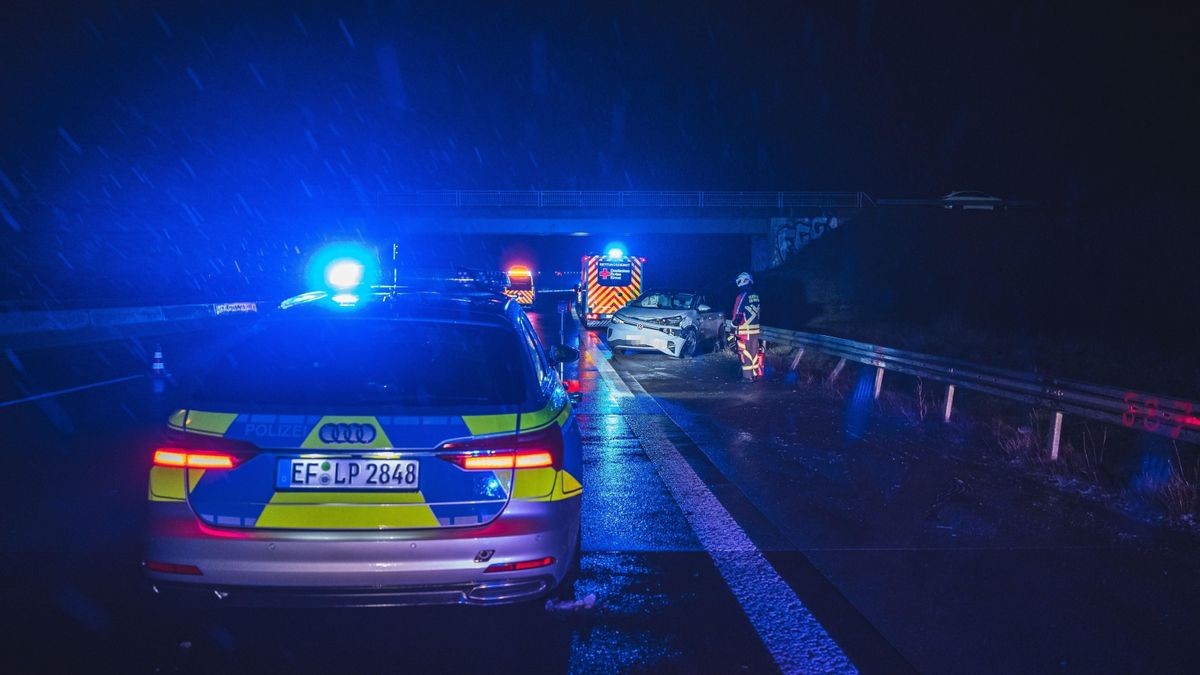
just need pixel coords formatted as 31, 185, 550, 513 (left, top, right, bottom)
5, 304, 1200, 673
0, 308, 788, 673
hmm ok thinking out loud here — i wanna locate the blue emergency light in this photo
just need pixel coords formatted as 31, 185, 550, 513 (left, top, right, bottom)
305, 243, 379, 296
325, 259, 364, 290
607, 246, 625, 259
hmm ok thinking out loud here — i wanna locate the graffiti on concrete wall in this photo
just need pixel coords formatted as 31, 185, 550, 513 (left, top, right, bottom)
769, 216, 842, 268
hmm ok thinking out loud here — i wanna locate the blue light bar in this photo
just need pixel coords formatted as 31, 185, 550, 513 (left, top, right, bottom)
326, 259, 364, 290
305, 242, 379, 293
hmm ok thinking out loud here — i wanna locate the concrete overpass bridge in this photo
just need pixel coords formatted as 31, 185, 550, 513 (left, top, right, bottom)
377, 189, 868, 233
375, 190, 872, 270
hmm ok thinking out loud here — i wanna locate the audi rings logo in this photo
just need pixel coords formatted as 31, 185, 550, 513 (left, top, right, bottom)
318, 422, 377, 444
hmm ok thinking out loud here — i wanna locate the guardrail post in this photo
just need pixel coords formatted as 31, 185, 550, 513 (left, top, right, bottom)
873, 366, 884, 399
943, 385, 956, 422
828, 358, 846, 383
1049, 411, 1063, 461
788, 348, 805, 372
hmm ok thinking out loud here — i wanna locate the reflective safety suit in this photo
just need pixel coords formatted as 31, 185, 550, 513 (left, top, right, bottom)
731, 286, 763, 380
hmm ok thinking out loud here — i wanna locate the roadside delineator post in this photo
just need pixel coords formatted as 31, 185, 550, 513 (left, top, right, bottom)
873, 366, 885, 400
828, 358, 846, 383
1049, 411, 1063, 460
151, 343, 167, 394
943, 384, 956, 422
152, 344, 165, 377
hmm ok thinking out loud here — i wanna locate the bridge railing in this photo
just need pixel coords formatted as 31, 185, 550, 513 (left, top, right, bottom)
381, 190, 865, 209
760, 326, 1200, 452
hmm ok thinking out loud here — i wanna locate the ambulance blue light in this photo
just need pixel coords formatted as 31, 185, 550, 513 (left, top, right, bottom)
331, 293, 359, 306
607, 247, 624, 259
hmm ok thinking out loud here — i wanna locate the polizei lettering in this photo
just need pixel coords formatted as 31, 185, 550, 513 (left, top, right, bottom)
243, 423, 307, 438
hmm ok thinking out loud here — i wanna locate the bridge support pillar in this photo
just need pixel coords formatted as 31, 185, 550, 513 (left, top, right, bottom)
750, 235, 770, 272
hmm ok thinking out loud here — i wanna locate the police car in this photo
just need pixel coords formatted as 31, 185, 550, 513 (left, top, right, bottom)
143, 258, 584, 606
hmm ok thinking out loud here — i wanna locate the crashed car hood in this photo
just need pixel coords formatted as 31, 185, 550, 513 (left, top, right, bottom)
616, 307, 691, 321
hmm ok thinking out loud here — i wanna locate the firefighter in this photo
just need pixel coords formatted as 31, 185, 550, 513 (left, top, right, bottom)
731, 272, 763, 381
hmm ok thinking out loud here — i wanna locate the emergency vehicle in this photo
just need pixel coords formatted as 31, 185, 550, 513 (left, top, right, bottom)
576, 248, 644, 329
143, 252, 584, 606
503, 265, 536, 306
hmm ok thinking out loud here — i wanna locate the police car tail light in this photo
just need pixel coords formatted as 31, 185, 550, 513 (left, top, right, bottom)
153, 449, 238, 469
439, 425, 562, 471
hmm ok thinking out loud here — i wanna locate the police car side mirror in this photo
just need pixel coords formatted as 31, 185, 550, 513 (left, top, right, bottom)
697, 304, 711, 312
550, 344, 580, 364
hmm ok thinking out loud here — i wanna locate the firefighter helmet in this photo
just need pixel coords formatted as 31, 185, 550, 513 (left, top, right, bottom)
735, 272, 753, 288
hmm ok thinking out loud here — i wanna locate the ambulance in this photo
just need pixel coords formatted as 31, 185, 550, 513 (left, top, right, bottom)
576, 248, 643, 329
504, 265, 536, 307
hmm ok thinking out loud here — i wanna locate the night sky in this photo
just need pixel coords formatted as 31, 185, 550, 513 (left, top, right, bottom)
0, 1, 1196, 306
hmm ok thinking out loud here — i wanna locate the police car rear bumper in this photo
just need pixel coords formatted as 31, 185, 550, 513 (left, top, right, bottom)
606, 322, 682, 357
143, 498, 580, 607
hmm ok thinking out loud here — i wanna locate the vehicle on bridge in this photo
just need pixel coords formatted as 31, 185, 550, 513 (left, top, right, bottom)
608, 289, 724, 358
577, 248, 643, 329
503, 265, 536, 306
143, 260, 584, 607
940, 190, 1003, 210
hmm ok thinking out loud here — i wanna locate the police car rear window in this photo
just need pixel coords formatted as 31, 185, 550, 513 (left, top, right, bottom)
193, 318, 529, 407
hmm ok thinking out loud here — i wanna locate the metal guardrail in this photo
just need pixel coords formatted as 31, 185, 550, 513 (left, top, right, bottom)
761, 327, 1200, 452
380, 190, 866, 209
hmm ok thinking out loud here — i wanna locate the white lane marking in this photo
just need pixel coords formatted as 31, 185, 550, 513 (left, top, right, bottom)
589, 342, 856, 674
0, 374, 144, 409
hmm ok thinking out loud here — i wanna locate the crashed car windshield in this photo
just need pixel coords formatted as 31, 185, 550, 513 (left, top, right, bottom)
629, 291, 697, 310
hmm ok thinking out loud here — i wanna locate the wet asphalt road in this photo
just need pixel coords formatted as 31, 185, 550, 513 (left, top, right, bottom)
2, 301, 1200, 673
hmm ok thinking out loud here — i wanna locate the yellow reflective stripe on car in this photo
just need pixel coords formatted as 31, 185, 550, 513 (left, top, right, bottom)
147, 466, 205, 501
559, 469, 583, 495
552, 405, 571, 428
462, 401, 568, 436
167, 409, 186, 431
184, 410, 238, 436
513, 469, 583, 502
520, 403, 565, 431
462, 413, 518, 436
255, 503, 439, 529
299, 416, 393, 449
511, 467, 557, 499
266, 491, 429, 505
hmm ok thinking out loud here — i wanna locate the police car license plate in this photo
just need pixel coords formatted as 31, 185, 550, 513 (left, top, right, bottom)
278, 459, 420, 490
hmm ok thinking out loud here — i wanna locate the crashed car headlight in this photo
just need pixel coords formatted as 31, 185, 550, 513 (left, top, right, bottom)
649, 315, 684, 326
